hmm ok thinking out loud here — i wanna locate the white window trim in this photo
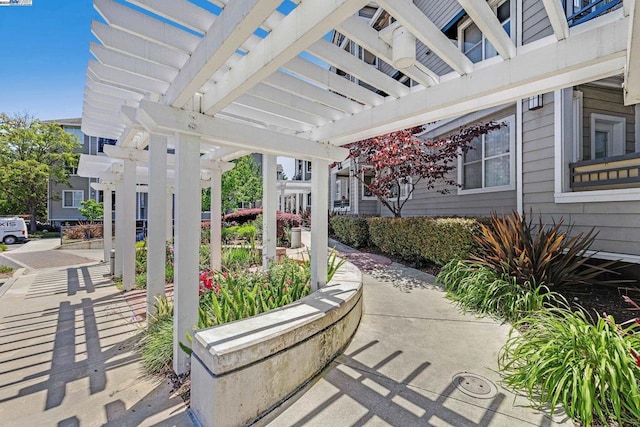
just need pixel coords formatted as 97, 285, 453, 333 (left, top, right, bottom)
458, 0, 515, 63
589, 113, 626, 159
555, 89, 640, 203
62, 190, 84, 209
458, 114, 516, 195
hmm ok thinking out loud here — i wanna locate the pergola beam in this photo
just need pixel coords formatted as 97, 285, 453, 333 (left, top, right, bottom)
624, 0, 640, 105
376, 0, 473, 75
88, 60, 169, 95
313, 17, 629, 144
337, 16, 439, 87
543, 0, 570, 40
90, 42, 178, 83
457, 0, 516, 59
137, 100, 348, 161
164, 0, 281, 108
202, 0, 370, 114
123, 0, 214, 35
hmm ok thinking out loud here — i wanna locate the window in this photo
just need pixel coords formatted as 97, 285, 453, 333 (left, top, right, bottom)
361, 168, 376, 199
590, 114, 626, 159
459, 115, 515, 193
306, 161, 311, 173
63, 190, 84, 208
459, 0, 512, 63
390, 178, 412, 199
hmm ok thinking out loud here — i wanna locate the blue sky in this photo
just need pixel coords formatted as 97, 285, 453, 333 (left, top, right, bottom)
0, 2, 97, 120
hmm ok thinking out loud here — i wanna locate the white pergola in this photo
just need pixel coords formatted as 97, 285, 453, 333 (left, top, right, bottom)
80, 0, 639, 373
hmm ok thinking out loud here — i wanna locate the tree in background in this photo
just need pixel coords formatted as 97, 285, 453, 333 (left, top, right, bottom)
348, 122, 505, 218
202, 155, 263, 213
0, 113, 81, 232
79, 199, 104, 222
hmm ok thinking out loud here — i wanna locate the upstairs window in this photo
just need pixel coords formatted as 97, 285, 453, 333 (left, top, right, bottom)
459, 0, 513, 63
590, 114, 626, 159
63, 190, 84, 208
459, 115, 515, 193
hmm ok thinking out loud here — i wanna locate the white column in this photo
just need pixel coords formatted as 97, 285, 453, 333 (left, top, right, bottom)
122, 159, 137, 291
210, 168, 222, 271
262, 154, 277, 269
114, 181, 124, 277
302, 191, 308, 211
311, 159, 329, 291
147, 134, 168, 317
294, 193, 299, 214
173, 133, 201, 375
103, 187, 113, 263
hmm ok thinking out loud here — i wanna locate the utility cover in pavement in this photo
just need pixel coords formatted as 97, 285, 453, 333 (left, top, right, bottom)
452, 372, 498, 399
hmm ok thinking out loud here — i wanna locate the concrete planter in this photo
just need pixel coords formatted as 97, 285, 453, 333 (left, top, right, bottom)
191, 261, 363, 427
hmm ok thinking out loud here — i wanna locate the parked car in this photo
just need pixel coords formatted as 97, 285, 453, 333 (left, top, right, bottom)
0, 217, 29, 244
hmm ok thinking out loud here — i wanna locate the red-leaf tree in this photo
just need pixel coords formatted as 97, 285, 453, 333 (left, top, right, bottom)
347, 122, 505, 217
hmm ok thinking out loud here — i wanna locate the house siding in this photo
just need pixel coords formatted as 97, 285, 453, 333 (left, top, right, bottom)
49, 175, 92, 222
522, 0, 553, 44
522, 92, 640, 257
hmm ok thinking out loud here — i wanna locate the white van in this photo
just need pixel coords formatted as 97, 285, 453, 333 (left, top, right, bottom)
0, 217, 29, 245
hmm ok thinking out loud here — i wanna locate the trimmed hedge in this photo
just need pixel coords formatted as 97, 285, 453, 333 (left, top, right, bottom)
329, 215, 370, 248
367, 217, 484, 266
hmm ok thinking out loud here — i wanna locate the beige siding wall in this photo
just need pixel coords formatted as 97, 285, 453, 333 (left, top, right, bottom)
522, 0, 553, 44
522, 92, 640, 256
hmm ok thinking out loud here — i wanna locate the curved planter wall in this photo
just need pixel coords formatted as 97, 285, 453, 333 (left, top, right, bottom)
190, 261, 363, 427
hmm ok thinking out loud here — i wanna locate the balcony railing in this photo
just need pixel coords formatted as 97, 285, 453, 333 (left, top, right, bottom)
570, 152, 640, 190
564, 0, 623, 27
333, 199, 350, 210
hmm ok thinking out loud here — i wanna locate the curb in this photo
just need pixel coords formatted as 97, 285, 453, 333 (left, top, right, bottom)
0, 268, 27, 298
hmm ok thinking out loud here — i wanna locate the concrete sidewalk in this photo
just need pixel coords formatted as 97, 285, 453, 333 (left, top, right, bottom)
264, 238, 573, 426
0, 262, 191, 426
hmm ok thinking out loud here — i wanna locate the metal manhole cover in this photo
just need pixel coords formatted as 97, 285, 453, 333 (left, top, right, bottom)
452, 372, 498, 399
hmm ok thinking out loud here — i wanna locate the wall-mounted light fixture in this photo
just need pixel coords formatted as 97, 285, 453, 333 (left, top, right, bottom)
528, 94, 544, 110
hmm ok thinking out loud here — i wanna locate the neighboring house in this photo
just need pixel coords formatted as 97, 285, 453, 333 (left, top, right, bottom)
47, 118, 141, 226
330, 1, 640, 262
278, 159, 312, 213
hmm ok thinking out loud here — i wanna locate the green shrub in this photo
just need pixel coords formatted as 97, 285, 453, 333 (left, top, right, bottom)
437, 260, 553, 321
472, 211, 614, 290
367, 217, 482, 266
221, 246, 261, 272
0, 265, 13, 274
0, 243, 7, 251
500, 303, 640, 426
135, 273, 147, 290
139, 315, 174, 375
329, 215, 370, 248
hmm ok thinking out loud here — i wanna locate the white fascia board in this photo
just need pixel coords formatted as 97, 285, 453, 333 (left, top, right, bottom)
376, 0, 473, 75
624, 0, 640, 105
90, 42, 178, 83
542, 0, 570, 40
103, 144, 234, 172
314, 16, 629, 145
249, 84, 345, 122
121, 0, 214, 35
337, 16, 439, 87
165, 0, 281, 108
263, 71, 363, 115
234, 93, 330, 126
202, 0, 370, 114
282, 57, 385, 106
80, 124, 122, 140
457, 0, 516, 58
94, 0, 199, 53
88, 60, 169, 95
137, 100, 348, 162
91, 22, 189, 70
307, 39, 410, 98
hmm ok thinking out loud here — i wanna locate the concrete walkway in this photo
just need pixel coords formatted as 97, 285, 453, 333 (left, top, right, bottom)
264, 238, 573, 427
0, 248, 191, 426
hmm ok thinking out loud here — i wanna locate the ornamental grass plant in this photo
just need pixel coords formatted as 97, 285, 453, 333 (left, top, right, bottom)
499, 299, 640, 426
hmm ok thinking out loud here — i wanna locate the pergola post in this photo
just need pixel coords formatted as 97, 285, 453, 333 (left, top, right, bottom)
311, 159, 329, 291
173, 133, 201, 375
166, 186, 174, 242
147, 134, 168, 317
262, 154, 277, 269
210, 168, 222, 271
102, 186, 113, 263
122, 159, 137, 291
294, 193, 299, 214
114, 181, 124, 277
